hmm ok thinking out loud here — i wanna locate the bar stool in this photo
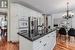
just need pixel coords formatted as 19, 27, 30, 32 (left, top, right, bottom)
58, 27, 67, 41
68, 28, 75, 41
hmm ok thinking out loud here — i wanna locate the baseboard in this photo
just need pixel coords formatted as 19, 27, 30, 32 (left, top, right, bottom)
8, 41, 19, 44
8, 41, 12, 43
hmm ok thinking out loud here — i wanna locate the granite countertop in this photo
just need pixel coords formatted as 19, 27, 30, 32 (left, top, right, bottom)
18, 28, 56, 41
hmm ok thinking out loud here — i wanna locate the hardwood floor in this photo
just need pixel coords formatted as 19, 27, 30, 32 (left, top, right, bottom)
0, 35, 75, 50
0, 36, 19, 50
0, 41, 19, 50
54, 35, 75, 50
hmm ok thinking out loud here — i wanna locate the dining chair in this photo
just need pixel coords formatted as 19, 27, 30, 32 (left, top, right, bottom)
68, 28, 75, 41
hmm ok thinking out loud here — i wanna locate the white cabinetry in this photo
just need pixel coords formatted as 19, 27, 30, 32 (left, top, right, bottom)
19, 31, 56, 50
33, 31, 56, 50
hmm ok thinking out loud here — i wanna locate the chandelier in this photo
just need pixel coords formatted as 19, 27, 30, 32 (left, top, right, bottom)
63, 2, 74, 19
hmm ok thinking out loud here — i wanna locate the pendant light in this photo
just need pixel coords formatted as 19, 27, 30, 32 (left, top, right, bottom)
63, 2, 74, 19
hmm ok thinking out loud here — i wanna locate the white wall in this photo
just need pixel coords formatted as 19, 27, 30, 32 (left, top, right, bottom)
52, 13, 64, 27
72, 16, 75, 28
48, 16, 52, 29
53, 13, 64, 19
10, 3, 42, 42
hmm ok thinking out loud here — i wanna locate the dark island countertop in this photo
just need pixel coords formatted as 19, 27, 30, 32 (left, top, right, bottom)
18, 28, 56, 41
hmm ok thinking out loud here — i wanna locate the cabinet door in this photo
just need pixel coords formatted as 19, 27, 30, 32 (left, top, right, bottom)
33, 37, 43, 50
33, 46, 44, 50
47, 36, 53, 50
33, 37, 43, 47
33, 43, 44, 50
38, 46, 44, 50
44, 43, 51, 50
47, 31, 56, 50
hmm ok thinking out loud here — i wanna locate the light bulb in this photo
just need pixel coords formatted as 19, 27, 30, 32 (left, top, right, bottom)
1, 1, 4, 7
1, 1, 7, 7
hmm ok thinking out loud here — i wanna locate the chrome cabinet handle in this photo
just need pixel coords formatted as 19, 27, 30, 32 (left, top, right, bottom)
44, 43, 46, 46
40, 41, 42, 43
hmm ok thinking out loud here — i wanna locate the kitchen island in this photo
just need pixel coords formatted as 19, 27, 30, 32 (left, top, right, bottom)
18, 29, 56, 50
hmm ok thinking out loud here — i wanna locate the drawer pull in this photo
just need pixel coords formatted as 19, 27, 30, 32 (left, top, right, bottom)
40, 41, 42, 43
44, 43, 46, 46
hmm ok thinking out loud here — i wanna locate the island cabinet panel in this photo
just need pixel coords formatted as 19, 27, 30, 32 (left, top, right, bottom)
33, 31, 56, 50
19, 36, 33, 50
19, 31, 56, 50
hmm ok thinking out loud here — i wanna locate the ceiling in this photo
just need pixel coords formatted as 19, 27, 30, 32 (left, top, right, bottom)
11, 0, 75, 14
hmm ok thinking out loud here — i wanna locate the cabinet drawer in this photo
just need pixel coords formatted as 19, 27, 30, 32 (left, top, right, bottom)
33, 44, 44, 50
33, 38, 43, 48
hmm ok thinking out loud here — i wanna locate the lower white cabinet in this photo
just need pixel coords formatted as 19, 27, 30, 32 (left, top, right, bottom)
19, 31, 56, 50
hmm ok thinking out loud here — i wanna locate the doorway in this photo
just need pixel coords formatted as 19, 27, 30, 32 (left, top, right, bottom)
0, 12, 7, 43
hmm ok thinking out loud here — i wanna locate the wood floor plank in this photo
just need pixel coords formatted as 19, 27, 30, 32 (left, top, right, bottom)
54, 35, 75, 50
